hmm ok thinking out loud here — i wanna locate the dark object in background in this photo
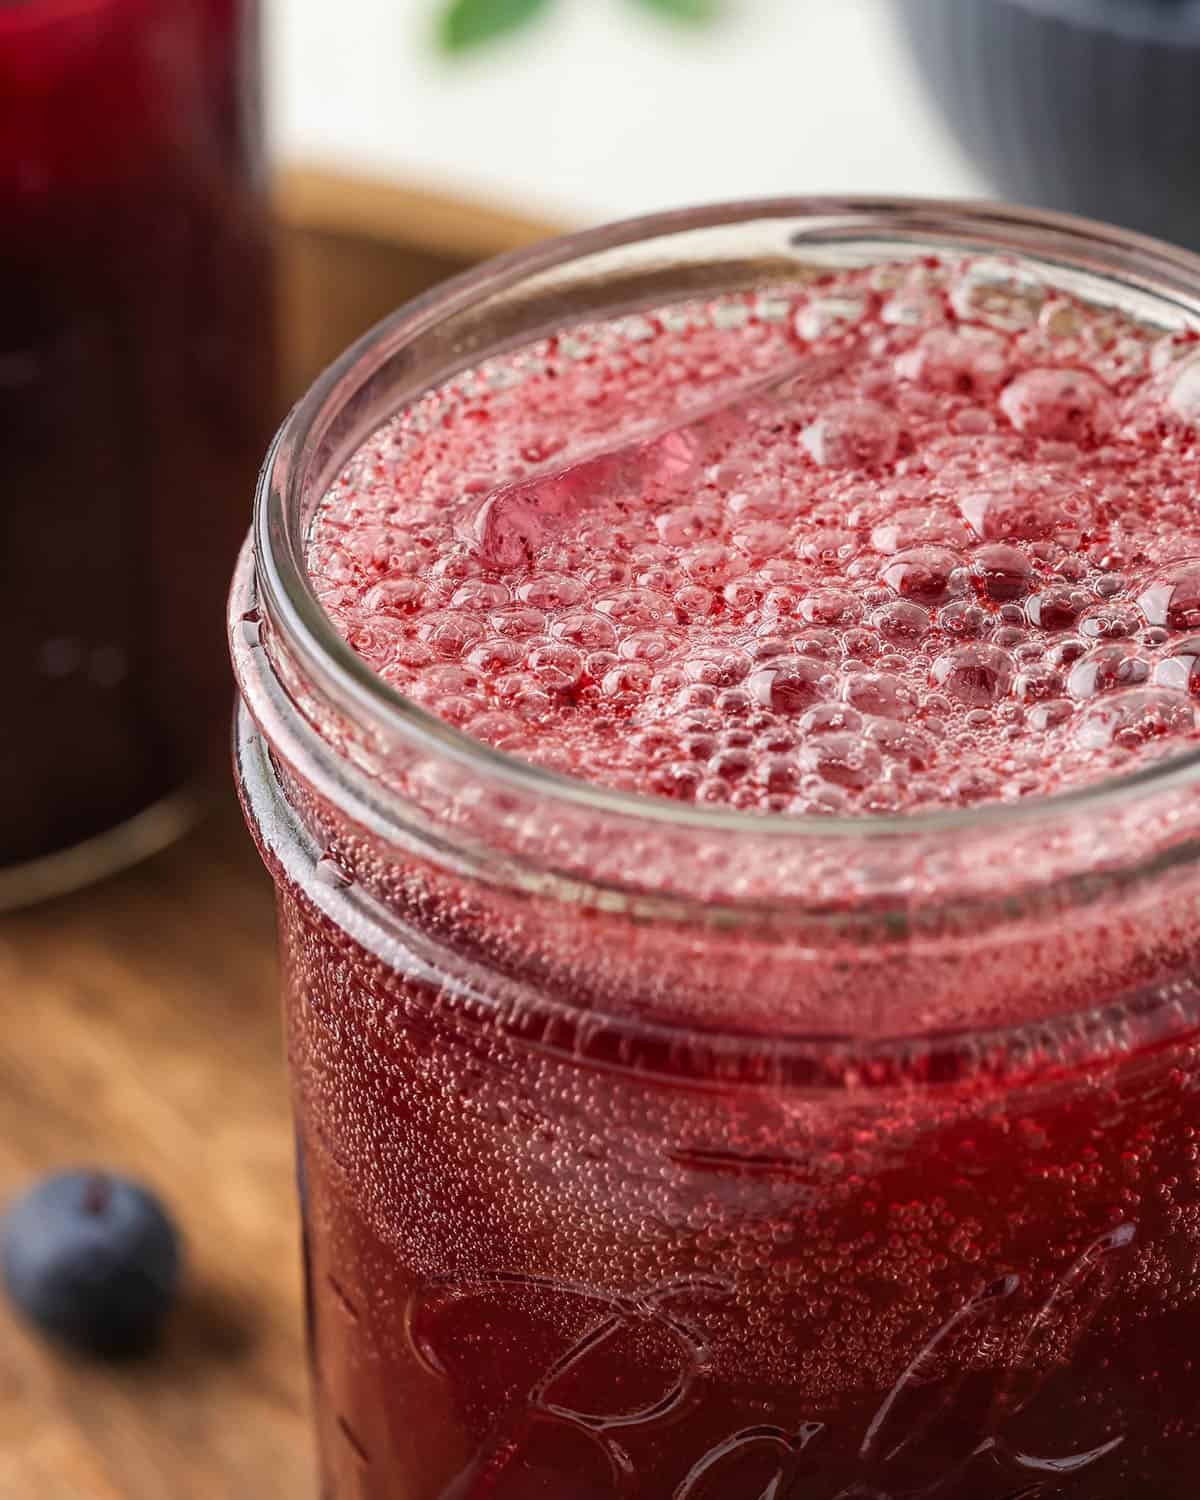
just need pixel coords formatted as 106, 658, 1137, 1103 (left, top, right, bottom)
0, 0, 276, 906
2, 1171, 182, 1358
896, 0, 1200, 249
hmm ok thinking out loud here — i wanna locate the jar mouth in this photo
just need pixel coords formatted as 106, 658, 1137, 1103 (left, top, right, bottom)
251, 194, 1200, 848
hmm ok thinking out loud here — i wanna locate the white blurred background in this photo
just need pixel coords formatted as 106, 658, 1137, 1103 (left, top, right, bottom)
270, 0, 985, 226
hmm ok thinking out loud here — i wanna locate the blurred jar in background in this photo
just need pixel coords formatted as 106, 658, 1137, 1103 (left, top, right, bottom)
0, 0, 275, 906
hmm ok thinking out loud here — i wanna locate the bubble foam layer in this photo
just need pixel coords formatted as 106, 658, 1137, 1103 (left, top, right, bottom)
308, 258, 1200, 816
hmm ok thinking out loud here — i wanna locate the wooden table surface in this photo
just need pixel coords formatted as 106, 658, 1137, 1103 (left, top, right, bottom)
0, 169, 556, 1500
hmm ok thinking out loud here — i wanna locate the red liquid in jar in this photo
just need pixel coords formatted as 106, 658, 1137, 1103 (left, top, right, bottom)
275, 258, 1200, 1496
2, 0, 274, 870
309, 260, 1200, 815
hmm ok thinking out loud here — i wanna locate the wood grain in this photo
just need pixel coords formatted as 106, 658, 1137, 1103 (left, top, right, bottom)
0, 808, 308, 1500
275, 166, 562, 395
0, 172, 555, 1499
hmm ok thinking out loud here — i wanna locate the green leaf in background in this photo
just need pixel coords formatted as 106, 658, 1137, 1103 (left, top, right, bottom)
438, 0, 556, 53
628, 0, 722, 23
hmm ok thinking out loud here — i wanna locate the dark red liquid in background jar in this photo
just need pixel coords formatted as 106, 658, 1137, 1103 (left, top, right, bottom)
1, 0, 274, 879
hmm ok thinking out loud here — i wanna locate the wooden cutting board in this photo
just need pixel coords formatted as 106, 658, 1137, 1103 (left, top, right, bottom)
0, 168, 558, 1500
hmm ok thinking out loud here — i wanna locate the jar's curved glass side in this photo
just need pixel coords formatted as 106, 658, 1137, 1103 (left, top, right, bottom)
230, 199, 1200, 1499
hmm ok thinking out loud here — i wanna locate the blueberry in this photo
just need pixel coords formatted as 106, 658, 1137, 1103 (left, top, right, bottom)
1, 1171, 181, 1358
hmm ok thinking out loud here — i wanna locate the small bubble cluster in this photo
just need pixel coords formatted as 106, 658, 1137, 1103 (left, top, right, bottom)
308, 256, 1200, 816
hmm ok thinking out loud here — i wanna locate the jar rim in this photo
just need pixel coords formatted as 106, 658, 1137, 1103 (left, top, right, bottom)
248, 194, 1200, 851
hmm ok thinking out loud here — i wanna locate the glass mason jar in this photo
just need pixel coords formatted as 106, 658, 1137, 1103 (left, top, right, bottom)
1, 0, 275, 906
231, 201, 1200, 1500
